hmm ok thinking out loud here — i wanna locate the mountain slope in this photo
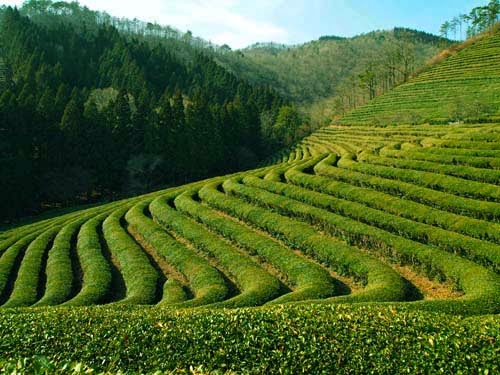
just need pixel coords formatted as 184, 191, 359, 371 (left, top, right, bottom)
0, 5, 286, 221
1, 25, 500, 372
217, 29, 450, 104
340, 24, 500, 125
1, 121, 500, 313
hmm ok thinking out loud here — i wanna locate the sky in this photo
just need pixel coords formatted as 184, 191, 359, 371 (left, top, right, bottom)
1, 0, 487, 48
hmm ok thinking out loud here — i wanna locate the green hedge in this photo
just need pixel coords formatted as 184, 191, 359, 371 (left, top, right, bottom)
359, 151, 500, 184
288, 156, 500, 243
177, 188, 335, 304
245, 174, 500, 273
133, 198, 229, 308
0, 304, 498, 374
226, 178, 500, 315
315, 154, 500, 221
380, 147, 500, 169
2, 228, 59, 308
152, 192, 282, 309
63, 213, 113, 307
0, 233, 48, 305
34, 217, 92, 307
199, 180, 406, 304
340, 153, 500, 202
101, 207, 159, 305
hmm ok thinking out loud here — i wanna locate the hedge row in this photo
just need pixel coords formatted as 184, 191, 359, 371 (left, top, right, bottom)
288, 157, 500, 245
0, 213, 89, 259
422, 138, 500, 150
131, 198, 229, 308
63, 213, 113, 307
380, 147, 500, 170
101, 207, 159, 305
126, 200, 228, 308
359, 151, 500, 184
33, 216, 93, 307
200, 180, 406, 304
0, 228, 48, 259
315, 154, 500, 221
152, 191, 283, 309
0, 230, 59, 306
177, 188, 336, 304
339, 153, 500, 202
1, 227, 59, 308
226, 178, 500, 314
0, 204, 128, 307
244, 174, 500, 273
421, 145, 500, 158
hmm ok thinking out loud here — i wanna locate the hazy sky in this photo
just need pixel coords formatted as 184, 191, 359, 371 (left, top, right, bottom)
1, 0, 486, 48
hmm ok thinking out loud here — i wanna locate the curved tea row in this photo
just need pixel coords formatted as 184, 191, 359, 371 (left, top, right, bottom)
1, 123, 500, 314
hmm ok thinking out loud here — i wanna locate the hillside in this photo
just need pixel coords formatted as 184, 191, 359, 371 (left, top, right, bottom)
340, 24, 500, 125
216, 28, 451, 127
1, 121, 500, 310
1, 3, 500, 374
218, 29, 449, 104
0, 4, 287, 221
1, 120, 500, 371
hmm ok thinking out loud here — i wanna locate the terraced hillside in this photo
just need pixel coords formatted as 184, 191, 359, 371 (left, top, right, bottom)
1, 122, 500, 317
2, 22, 500, 374
340, 25, 500, 125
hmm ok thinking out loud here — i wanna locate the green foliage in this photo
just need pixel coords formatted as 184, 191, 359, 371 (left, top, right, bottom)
0, 305, 498, 374
200, 179, 406, 304
2, 228, 58, 308
360, 150, 500, 184
1, 19, 500, 369
340, 26, 500, 125
64, 214, 112, 306
128, 197, 229, 308
34, 217, 87, 307
440, 0, 499, 39
102, 208, 159, 305
248, 170, 500, 273
176, 187, 335, 304
226, 175, 500, 314
342, 152, 500, 202
262, 105, 306, 149
287, 154, 500, 250
0, 233, 41, 305
0, 4, 286, 220
150, 193, 282, 308
315, 152, 500, 221
218, 29, 448, 107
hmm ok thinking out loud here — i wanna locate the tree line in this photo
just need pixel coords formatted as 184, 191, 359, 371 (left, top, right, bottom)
0, 6, 299, 221
440, 0, 500, 40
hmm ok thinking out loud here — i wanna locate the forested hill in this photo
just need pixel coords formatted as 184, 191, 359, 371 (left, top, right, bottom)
215, 28, 451, 124
0, 4, 290, 221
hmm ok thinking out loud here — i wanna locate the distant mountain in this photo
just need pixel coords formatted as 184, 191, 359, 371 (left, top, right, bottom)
215, 28, 451, 111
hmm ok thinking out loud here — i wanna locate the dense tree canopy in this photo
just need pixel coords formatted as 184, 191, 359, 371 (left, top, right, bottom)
0, 4, 290, 220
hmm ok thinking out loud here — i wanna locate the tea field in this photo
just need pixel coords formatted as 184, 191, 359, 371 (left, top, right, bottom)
2, 16, 500, 375
1, 122, 500, 373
